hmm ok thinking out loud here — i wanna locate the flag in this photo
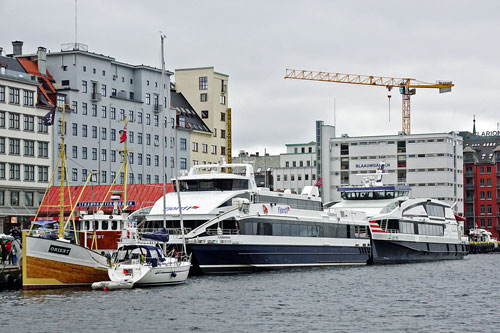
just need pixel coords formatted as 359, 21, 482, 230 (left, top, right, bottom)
314, 177, 323, 187
119, 124, 127, 143
42, 107, 56, 126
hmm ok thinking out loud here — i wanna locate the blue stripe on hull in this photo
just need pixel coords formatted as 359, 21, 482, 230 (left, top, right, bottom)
371, 239, 467, 264
188, 244, 370, 274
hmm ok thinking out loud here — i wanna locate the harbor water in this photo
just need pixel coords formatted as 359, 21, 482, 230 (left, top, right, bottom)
2, 254, 498, 332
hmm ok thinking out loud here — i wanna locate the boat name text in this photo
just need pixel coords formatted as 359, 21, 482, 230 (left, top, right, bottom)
48, 245, 71, 255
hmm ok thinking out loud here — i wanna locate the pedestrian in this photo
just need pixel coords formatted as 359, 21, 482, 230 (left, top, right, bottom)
6, 241, 12, 265
12, 226, 21, 239
1, 240, 6, 264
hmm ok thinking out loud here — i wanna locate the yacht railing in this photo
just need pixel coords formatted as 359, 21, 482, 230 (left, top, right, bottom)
139, 227, 192, 235
387, 229, 400, 233
206, 228, 240, 236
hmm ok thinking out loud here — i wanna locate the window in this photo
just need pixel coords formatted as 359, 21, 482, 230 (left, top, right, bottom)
23, 90, 34, 106
170, 157, 174, 168
221, 129, 226, 139
202, 144, 208, 153
154, 115, 159, 127
180, 138, 187, 150
200, 93, 208, 102
211, 145, 217, 154
9, 164, 20, 180
72, 123, 78, 136
220, 95, 226, 105
101, 106, 107, 118
24, 115, 34, 131
192, 142, 198, 152
11, 191, 19, 206
138, 112, 142, 124
201, 110, 208, 119
221, 147, 226, 156
146, 93, 151, 105
487, 179, 492, 187
146, 154, 151, 166
9, 138, 20, 155
138, 153, 143, 165
82, 80, 87, 93
82, 147, 87, 159
111, 107, 116, 119
82, 102, 88, 115
0, 137, 4, 153
146, 114, 151, 125
213, 128, 217, 137
92, 126, 97, 138
92, 148, 97, 160
0, 86, 5, 102
24, 140, 34, 156
480, 179, 485, 187
154, 155, 159, 167
111, 150, 116, 162
24, 165, 35, 181
101, 149, 107, 161
101, 171, 107, 183
38, 166, 48, 182
220, 112, 226, 121
138, 132, 142, 144
0, 111, 5, 127
153, 95, 159, 110
9, 88, 20, 104
199, 76, 208, 90
72, 146, 78, 159
25, 192, 34, 206
129, 110, 134, 121
146, 134, 151, 145
9, 113, 20, 129
82, 169, 88, 181
72, 101, 78, 114
92, 104, 97, 117
181, 158, 187, 170
38, 142, 48, 157
101, 127, 107, 140
82, 124, 87, 137
72, 168, 78, 182
101, 84, 107, 97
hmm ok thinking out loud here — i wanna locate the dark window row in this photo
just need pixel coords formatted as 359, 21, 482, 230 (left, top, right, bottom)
255, 194, 322, 211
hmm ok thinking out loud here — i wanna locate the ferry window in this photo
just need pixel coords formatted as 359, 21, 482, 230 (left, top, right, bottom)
425, 204, 445, 217
290, 224, 300, 236
387, 219, 399, 231
257, 222, 272, 235
84, 221, 89, 231
300, 225, 308, 237
281, 223, 291, 236
337, 224, 347, 238
309, 225, 319, 237
102, 220, 109, 230
93, 220, 99, 231
111, 220, 118, 230
272, 223, 282, 236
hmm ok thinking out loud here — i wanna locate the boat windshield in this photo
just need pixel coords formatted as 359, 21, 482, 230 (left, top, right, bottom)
177, 179, 249, 192
341, 190, 408, 200
114, 246, 163, 264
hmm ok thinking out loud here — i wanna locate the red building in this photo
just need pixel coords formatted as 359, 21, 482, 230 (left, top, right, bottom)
463, 135, 500, 239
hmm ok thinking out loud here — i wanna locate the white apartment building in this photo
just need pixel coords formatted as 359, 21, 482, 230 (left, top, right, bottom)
0, 49, 53, 232
318, 122, 464, 214
273, 142, 317, 193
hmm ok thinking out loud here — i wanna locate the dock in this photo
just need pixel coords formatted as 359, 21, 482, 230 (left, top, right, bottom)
468, 241, 500, 254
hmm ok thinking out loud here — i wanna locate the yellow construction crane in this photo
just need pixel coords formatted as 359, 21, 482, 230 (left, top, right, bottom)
284, 69, 454, 134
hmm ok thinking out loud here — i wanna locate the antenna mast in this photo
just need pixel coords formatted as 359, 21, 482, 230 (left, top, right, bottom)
74, 0, 78, 47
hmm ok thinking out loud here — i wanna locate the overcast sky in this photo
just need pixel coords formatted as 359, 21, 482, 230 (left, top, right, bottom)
2, 0, 499, 154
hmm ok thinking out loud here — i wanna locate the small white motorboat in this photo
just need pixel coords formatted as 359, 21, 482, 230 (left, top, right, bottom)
105, 244, 190, 288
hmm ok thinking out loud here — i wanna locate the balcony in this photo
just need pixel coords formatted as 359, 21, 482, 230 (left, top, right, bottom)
464, 211, 474, 218
91, 92, 102, 102
153, 104, 162, 113
465, 184, 474, 190
496, 170, 500, 176
465, 171, 474, 177
465, 197, 474, 203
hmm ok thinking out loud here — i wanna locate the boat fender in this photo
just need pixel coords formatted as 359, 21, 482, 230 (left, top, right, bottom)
171, 272, 177, 278
4, 274, 14, 290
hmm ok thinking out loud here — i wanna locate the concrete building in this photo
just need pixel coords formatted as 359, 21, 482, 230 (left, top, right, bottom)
273, 142, 317, 193
462, 132, 500, 238
0, 42, 55, 232
174, 67, 230, 166
233, 150, 279, 189
318, 121, 464, 213
18, 43, 190, 186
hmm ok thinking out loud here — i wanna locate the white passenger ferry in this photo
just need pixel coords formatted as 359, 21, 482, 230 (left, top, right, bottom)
331, 180, 467, 264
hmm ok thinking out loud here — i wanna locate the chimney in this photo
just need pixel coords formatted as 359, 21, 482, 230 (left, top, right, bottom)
37, 46, 47, 75
12, 41, 23, 56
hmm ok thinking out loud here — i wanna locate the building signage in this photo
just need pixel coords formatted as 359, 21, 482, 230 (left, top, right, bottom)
355, 162, 390, 169
76, 201, 136, 207
48, 245, 71, 255
480, 131, 500, 136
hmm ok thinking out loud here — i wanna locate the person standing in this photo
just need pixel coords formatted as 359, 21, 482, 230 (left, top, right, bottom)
1, 240, 6, 264
5, 241, 12, 265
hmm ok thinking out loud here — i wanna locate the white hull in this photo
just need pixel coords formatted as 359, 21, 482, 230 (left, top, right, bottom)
108, 259, 190, 287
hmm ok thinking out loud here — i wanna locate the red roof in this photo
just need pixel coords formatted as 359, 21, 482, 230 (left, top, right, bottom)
37, 183, 173, 215
17, 58, 56, 107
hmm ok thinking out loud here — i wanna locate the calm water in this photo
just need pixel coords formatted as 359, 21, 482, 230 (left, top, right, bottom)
2, 254, 498, 332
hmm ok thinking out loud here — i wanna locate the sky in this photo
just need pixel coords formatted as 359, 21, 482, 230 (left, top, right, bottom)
2, 0, 499, 155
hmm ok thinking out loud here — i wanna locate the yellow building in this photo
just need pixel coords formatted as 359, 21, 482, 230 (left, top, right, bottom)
174, 67, 230, 166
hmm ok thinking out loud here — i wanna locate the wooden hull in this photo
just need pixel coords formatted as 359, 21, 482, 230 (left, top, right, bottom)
22, 233, 109, 290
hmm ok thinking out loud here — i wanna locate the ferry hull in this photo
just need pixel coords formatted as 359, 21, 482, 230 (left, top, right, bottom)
370, 239, 467, 264
189, 244, 370, 274
22, 233, 109, 290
